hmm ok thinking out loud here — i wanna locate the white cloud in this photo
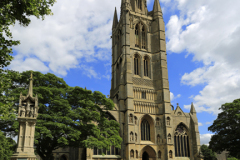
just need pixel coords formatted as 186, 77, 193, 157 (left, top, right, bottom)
80, 65, 100, 79
9, 0, 121, 76
200, 133, 213, 145
165, 0, 240, 115
198, 122, 203, 126
206, 122, 212, 125
170, 92, 181, 101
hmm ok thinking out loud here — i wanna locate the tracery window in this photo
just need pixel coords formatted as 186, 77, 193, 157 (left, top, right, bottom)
174, 123, 190, 157
141, 119, 150, 140
135, 133, 137, 141
135, 22, 147, 49
143, 56, 149, 77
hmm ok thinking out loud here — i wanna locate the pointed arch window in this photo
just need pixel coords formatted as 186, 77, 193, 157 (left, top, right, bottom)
141, 119, 150, 140
142, 26, 146, 49
174, 123, 190, 157
135, 24, 139, 47
134, 54, 140, 75
135, 23, 147, 49
143, 56, 149, 77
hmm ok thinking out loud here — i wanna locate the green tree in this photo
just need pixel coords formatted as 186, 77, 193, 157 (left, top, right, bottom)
201, 144, 216, 160
0, 0, 57, 122
228, 157, 240, 160
208, 99, 240, 159
0, 0, 56, 69
0, 131, 14, 160
2, 70, 122, 160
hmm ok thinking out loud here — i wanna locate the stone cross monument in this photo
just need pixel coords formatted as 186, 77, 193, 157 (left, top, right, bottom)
11, 72, 39, 160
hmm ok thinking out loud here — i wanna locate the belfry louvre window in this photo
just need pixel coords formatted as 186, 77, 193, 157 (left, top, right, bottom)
134, 55, 139, 75
142, 26, 146, 49
141, 119, 150, 140
174, 123, 190, 157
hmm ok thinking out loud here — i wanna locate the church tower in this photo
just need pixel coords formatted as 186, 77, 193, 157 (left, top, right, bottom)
108, 0, 202, 160
52, 1, 202, 160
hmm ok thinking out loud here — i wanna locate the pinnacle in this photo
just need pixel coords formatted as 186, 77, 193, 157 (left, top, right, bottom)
112, 7, 118, 29
153, 0, 162, 13
190, 102, 196, 114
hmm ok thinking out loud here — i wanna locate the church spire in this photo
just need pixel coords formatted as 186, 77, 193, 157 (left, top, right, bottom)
190, 102, 196, 114
28, 72, 33, 97
153, 0, 162, 17
112, 7, 118, 29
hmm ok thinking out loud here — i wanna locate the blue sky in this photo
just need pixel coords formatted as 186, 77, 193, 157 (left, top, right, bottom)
9, 0, 240, 145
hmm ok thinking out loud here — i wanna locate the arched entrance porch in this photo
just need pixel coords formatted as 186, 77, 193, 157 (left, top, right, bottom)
140, 145, 156, 160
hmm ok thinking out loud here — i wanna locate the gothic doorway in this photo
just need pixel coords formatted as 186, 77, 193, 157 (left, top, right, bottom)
142, 151, 149, 160
140, 145, 156, 160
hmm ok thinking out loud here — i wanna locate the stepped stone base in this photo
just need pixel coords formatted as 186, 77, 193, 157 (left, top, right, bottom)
11, 152, 37, 160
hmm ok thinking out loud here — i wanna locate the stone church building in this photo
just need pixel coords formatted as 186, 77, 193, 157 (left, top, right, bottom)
50, 0, 201, 160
